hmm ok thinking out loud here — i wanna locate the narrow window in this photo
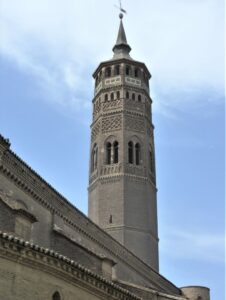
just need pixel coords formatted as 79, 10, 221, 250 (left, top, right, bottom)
117, 91, 120, 99
128, 141, 133, 164
150, 150, 154, 172
106, 142, 112, 164
132, 93, 135, 101
138, 95, 142, 102
99, 70, 102, 79
110, 92, 114, 100
105, 67, 111, 77
95, 77, 98, 87
113, 141, 119, 163
126, 91, 129, 99
109, 215, 113, 224
52, 292, 61, 300
91, 144, 98, 172
134, 68, 139, 77
115, 65, 120, 75
105, 94, 108, 101
135, 143, 141, 165
126, 65, 130, 76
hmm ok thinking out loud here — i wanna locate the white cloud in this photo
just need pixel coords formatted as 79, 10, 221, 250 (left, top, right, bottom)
0, 0, 224, 115
160, 227, 225, 263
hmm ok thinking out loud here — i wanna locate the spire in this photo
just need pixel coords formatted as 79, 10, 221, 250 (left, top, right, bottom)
112, 14, 132, 59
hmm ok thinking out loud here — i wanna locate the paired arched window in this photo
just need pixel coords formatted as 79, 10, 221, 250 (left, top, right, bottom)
52, 292, 61, 300
106, 141, 119, 164
91, 144, 98, 172
128, 141, 141, 165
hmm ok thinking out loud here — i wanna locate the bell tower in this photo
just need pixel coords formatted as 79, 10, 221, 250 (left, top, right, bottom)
88, 14, 159, 271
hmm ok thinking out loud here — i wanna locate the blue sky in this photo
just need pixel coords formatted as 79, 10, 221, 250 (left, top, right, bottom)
0, 1, 224, 299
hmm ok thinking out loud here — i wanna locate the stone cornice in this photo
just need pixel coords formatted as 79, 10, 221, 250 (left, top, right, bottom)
0, 231, 141, 300
0, 136, 179, 295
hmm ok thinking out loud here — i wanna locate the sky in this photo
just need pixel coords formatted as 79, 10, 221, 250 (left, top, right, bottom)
0, 0, 225, 299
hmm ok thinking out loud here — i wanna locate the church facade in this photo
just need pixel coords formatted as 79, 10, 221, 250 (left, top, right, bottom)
0, 15, 210, 300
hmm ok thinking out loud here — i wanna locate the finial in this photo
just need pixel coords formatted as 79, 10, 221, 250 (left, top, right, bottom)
115, 0, 127, 18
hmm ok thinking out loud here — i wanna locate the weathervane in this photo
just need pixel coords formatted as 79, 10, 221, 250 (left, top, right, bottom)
115, 0, 127, 19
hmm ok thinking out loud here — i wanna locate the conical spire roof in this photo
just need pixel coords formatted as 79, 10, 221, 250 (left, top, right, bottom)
112, 15, 132, 59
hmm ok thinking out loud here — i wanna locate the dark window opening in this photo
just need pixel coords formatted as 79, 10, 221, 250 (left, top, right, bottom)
126, 65, 130, 76
135, 143, 141, 165
91, 144, 98, 172
128, 141, 133, 164
52, 292, 61, 300
105, 94, 108, 101
106, 67, 111, 77
111, 92, 114, 100
117, 91, 120, 99
126, 91, 129, 99
115, 65, 120, 75
106, 142, 112, 164
135, 68, 139, 77
113, 141, 119, 163
132, 93, 135, 101
138, 95, 142, 102
150, 150, 154, 172
109, 215, 113, 224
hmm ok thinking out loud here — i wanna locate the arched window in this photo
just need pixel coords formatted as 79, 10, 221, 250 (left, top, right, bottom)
105, 67, 111, 77
105, 94, 108, 101
106, 142, 112, 164
116, 91, 120, 99
126, 65, 130, 76
132, 93, 135, 101
52, 292, 61, 300
110, 92, 114, 100
128, 141, 133, 164
134, 68, 139, 78
115, 65, 120, 75
138, 95, 142, 102
135, 143, 141, 165
126, 91, 129, 99
113, 141, 119, 163
91, 144, 98, 172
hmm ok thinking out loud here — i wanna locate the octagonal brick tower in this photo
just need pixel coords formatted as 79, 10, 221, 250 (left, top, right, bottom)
88, 15, 159, 271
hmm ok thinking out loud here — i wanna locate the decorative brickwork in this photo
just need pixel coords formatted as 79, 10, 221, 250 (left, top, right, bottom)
91, 121, 101, 142
102, 115, 122, 133
125, 117, 145, 133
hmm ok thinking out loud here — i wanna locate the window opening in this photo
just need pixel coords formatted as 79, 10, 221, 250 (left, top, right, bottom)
113, 141, 119, 163
106, 142, 112, 164
135, 143, 141, 165
106, 67, 111, 77
111, 92, 114, 100
105, 94, 108, 102
135, 68, 139, 77
132, 93, 135, 101
150, 150, 154, 172
126, 65, 130, 76
115, 65, 120, 75
138, 95, 142, 102
117, 91, 120, 99
52, 292, 61, 300
109, 215, 113, 224
126, 91, 129, 99
128, 141, 133, 164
